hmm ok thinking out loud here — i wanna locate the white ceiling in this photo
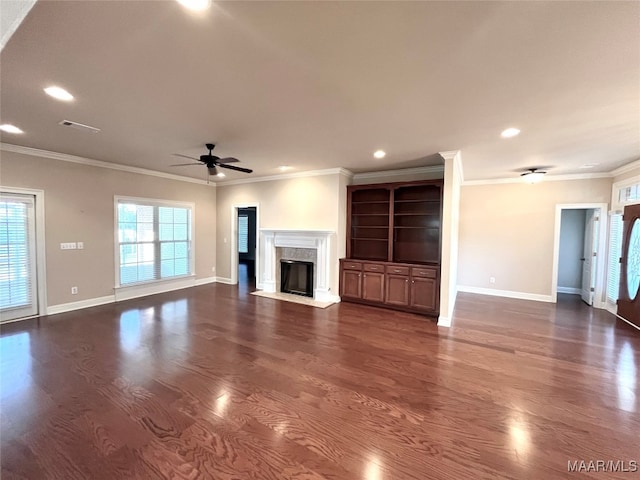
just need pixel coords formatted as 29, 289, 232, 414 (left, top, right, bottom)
1, 1, 638, 182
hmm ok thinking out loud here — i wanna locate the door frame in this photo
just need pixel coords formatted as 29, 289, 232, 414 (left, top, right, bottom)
0, 186, 48, 321
229, 203, 260, 286
552, 203, 608, 308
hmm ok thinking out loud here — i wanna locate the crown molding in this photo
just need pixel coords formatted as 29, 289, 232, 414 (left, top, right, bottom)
217, 167, 353, 186
462, 172, 613, 186
0, 143, 216, 187
610, 158, 640, 177
352, 165, 444, 182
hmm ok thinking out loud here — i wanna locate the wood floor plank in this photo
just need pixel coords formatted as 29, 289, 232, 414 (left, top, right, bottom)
1, 286, 639, 479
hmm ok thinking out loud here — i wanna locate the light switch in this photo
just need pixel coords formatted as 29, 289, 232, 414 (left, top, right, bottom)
77, 242, 84, 249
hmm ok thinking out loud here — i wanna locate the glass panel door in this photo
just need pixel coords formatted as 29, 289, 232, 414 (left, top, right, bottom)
0, 194, 38, 322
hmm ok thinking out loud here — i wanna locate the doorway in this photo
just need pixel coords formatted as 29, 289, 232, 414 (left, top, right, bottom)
0, 189, 47, 323
552, 203, 608, 307
230, 203, 259, 292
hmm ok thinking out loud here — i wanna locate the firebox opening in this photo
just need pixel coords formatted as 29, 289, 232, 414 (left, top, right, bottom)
280, 260, 314, 297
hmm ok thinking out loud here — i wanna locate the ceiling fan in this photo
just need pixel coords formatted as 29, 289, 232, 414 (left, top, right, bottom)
171, 143, 253, 176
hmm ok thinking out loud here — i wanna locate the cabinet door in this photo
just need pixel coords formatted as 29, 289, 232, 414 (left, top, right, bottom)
385, 274, 409, 306
341, 270, 362, 299
362, 272, 385, 302
410, 277, 437, 311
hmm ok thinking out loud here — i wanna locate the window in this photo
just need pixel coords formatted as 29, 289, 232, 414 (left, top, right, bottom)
618, 182, 640, 204
117, 199, 193, 286
607, 213, 623, 304
238, 215, 248, 254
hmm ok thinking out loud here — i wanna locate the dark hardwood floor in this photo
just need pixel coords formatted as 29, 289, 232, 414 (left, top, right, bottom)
1, 288, 638, 479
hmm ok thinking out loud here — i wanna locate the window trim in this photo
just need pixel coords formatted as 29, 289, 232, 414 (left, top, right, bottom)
0, 186, 47, 321
113, 195, 195, 289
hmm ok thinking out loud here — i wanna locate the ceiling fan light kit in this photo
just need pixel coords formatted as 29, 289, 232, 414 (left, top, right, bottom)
520, 168, 546, 184
171, 143, 253, 177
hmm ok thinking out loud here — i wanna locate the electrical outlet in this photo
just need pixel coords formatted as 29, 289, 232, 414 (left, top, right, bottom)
490, 276, 496, 284
211, 266, 216, 272
71, 286, 78, 294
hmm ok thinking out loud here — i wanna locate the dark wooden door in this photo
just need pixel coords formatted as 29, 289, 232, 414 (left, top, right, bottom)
410, 277, 437, 312
618, 203, 640, 326
362, 272, 384, 302
385, 274, 409, 306
341, 270, 362, 299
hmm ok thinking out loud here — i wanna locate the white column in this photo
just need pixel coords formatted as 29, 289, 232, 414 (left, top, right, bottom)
314, 235, 332, 302
262, 231, 276, 293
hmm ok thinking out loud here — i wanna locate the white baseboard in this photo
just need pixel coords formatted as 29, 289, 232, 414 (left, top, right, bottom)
616, 314, 640, 331
437, 316, 452, 327
195, 276, 217, 286
557, 287, 581, 295
47, 295, 116, 316
457, 285, 554, 303
214, 277, 234, 285
114, 276, 196, 302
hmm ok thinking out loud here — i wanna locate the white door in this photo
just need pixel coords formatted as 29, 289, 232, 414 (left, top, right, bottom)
0, 194, 38, 322
581, 209, 599, 305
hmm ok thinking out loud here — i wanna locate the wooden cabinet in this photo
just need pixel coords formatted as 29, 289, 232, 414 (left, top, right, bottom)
362, 272, 385, 302
339, 260, 439, 315
340, 180, 442, 317
385, 274, 409, 306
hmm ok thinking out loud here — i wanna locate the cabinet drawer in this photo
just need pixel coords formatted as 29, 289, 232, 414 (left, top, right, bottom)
342, 261, 362, 270
411, 267, 437, 279
386, 265, 409, 275
363, 263, 385, 273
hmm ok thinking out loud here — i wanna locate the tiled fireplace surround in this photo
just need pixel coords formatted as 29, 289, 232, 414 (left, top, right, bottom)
259, 229, 334, 302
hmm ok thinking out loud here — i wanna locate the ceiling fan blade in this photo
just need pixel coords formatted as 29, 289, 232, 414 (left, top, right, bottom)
218, 163, 253, 174
217, 157, 240, 164
172, 153, 199, 161
170, 163, 202, 167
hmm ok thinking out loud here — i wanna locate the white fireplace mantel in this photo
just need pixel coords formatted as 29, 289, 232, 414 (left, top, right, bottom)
259, 229, 335, 302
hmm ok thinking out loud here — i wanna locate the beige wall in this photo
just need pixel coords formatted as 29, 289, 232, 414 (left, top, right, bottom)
1, 151, 217, 307
458, 178, 612, 296
216, 173, 346, 294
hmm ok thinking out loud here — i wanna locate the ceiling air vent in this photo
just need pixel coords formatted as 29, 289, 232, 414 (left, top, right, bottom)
58, 120, 100, 134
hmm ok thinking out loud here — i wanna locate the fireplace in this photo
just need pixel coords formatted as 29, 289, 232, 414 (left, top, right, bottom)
259, 229, 335, 302
280, 260, 314, 297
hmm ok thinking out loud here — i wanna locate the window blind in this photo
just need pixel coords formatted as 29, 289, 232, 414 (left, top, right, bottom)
238, 215, 248, 254
0, 195, 36, 318
117, 200, 192, 286
607, 213, 623, 303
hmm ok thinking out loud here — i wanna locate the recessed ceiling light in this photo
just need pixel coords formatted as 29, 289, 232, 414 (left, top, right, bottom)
217, 172, 225, 178
176, 0, 211, 11
501, 127, 520, 138
279, 166, 292, 172
0, 124, 24, 134
579, 163, 599, 169
44, 86, 74, 101
373, 150, 386, 159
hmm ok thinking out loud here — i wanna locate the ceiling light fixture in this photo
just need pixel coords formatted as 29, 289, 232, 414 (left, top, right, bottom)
501, 127, 520, 138
579, 163, 598, 169
44, 86, 74, 101
217, 172, 225, 178
176, 0, 211, 11
373, 150, 386, 159
0, 124, 24, 134
279, 166, 292, 172
520, 168, 546, 184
